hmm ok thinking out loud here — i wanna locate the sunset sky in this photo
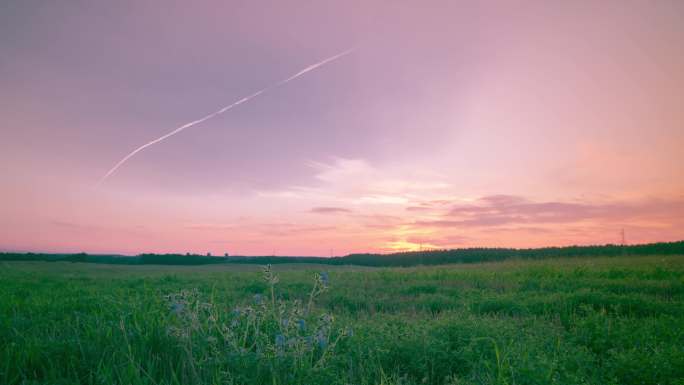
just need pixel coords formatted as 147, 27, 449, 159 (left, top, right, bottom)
2, 1, 683, 256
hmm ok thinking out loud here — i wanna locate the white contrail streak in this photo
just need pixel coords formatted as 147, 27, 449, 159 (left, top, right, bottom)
98, 48, 355, 185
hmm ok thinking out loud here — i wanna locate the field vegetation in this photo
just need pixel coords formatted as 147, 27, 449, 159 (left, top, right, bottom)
1, 254, 683, 384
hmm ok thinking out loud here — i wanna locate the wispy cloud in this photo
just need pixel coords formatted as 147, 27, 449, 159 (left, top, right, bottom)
309, 207, 352, 214
405, 206, 435, 212
413, 195, 684, 229
256, 223, 339, 238
260, 157, 454, 206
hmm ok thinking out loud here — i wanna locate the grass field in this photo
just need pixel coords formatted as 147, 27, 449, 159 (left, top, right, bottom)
1, 255, 683, 385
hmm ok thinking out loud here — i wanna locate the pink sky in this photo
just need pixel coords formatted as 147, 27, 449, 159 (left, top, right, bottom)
1, 1, 683, 255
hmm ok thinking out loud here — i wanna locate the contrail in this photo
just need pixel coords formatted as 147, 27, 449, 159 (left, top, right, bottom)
98, 48, 355, 185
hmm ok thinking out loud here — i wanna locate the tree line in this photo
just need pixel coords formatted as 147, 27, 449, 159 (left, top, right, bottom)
1, 240, 683, 267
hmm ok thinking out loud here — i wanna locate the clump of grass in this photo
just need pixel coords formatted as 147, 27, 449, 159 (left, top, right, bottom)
164, 265, 351, 383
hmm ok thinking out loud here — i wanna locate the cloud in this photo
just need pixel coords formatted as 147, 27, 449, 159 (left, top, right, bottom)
261, 157, 453, 207
256, 223, 338, 237
184, 223, 237, 231
309, 207, 352, 214
50, 220, 108, 232
414, 195, 684, 229
405, 198, 473, 212
480, 226, 553, 234
477, 195, 529, 207
405, 206, 433, 212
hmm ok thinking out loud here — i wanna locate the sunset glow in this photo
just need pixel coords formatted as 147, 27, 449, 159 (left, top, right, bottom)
2, 1, 683, 255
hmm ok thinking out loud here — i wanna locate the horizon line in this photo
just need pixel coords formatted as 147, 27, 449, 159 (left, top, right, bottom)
2, 239, 682, 258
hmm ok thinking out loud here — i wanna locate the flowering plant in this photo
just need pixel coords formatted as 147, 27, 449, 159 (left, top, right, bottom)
164, 265, 351, 379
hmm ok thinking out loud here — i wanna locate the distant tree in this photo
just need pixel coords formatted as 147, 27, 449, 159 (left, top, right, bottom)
68, 252, 88, 263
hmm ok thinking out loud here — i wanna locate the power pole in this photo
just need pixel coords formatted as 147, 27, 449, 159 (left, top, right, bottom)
621, 228, 626, 246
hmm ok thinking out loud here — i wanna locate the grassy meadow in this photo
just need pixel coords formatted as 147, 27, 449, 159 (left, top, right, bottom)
1, 255, 683, 385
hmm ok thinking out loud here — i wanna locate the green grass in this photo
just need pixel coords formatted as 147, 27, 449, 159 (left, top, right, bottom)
1, 255, 683, 384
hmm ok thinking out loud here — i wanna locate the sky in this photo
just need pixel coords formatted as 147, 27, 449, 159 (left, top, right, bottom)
1, 0, 683, 256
